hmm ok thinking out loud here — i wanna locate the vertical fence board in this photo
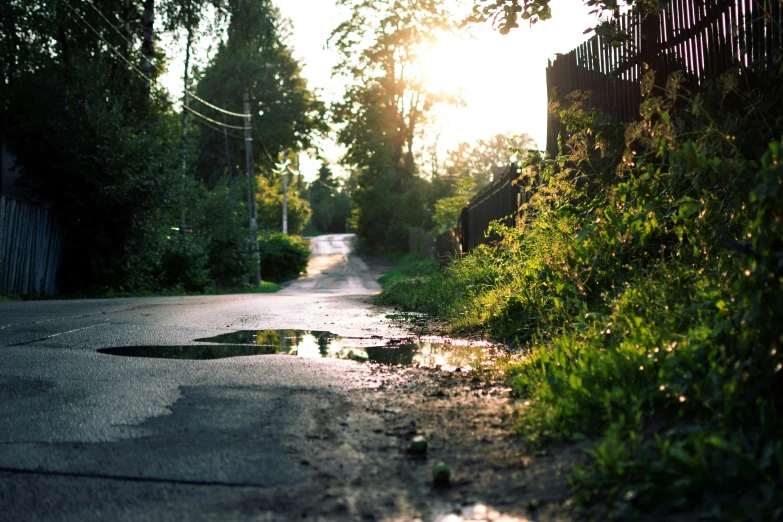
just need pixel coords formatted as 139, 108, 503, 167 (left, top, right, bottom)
0, 196, 62, 295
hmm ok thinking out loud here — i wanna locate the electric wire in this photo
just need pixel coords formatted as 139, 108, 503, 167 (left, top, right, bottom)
59, 0, 165, 95
183, 105, 246, 130
82, 0, 250, 118
59, 0, 250, 130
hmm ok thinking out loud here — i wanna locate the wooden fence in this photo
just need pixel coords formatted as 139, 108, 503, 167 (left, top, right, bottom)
546, 0, 783, 155
439, 0, 782, 259
0, 196, 62, 295
458, 165, 522, 252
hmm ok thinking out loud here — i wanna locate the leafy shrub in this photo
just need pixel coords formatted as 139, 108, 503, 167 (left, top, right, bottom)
159, 232, 211, 292
257, 233, 310, 282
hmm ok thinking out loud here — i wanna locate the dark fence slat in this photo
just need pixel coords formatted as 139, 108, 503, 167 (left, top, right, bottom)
0, 195, 62, 295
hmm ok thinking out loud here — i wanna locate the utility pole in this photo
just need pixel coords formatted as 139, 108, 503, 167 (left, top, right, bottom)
244, 88, 261, 287
179, 21, 192, 231
282, 148, 288, 235
306, 183, 312, 235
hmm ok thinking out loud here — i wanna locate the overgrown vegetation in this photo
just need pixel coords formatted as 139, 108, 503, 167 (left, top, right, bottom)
1, 0, 321, 296
378, 64, 783, 519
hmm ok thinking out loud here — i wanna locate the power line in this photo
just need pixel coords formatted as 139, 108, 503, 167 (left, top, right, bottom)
61, 1, 266, 139
82, 0, 250, 118
63, 0, 254, 135
183, 105, 245, 130
187, 92, 250, 118
58, 0, 166, 96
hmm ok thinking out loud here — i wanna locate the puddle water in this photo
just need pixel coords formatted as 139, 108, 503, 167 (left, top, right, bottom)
97, 345, 280, 360
99, 330, 505, 369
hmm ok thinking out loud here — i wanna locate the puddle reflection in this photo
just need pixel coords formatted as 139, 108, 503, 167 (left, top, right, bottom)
99, 330, 504, 367
193, 330, 503, 369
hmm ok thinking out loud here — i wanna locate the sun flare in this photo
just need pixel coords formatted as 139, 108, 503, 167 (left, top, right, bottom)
417, 34, 480, 95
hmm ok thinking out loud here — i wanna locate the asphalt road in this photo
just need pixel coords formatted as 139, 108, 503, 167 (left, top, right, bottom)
0, 235, 553, 522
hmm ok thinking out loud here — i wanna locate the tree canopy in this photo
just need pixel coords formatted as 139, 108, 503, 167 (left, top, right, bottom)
330, 0, 460, 251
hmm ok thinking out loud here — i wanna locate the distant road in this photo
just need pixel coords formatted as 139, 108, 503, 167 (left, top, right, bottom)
283, 233, 384, 295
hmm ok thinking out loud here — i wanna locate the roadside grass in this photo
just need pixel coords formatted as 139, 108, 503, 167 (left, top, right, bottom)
0, 294, 19, 302
377, 69, 783, 520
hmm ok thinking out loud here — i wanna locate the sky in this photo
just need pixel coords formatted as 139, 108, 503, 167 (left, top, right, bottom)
162, 0, 600, 182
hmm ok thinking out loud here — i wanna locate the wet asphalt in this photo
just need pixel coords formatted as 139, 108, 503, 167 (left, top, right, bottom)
0, 234, 419, 521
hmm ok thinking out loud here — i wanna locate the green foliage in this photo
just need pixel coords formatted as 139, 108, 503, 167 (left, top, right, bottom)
379, 64, 783, 519
5, 59, 182, 293
431, 177, 476, 235
309, 163, 351, 234
331, 0, 459, 252
255, 170, 311, 235
196, 181, 254, 288
257, 233, 310, 283
193, 0, 326, 187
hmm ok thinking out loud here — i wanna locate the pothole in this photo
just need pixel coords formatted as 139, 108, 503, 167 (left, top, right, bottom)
98, 330, 507, 369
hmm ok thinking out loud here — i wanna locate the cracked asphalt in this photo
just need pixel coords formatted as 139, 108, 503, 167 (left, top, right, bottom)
0, 234, 575, 522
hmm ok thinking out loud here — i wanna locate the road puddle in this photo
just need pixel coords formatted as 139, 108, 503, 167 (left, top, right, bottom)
99, 330, 505, 369
97, 345, 279, 360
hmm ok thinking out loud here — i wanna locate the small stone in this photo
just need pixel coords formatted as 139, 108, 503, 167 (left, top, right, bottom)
408, 435, 428, 454
432, 462, 451, 485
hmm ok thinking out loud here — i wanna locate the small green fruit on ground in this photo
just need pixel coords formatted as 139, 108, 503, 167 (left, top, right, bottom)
408, 435, 428, 454
432, 462, 451, 485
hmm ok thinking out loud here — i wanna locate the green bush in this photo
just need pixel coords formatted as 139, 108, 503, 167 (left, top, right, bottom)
257, 233, 310, 282
160, 232, 211, 292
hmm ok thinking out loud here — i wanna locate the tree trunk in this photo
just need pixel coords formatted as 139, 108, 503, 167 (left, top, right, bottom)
140, 0, 155, 96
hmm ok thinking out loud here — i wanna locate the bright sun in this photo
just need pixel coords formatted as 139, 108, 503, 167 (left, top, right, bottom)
417, 34, 479, 95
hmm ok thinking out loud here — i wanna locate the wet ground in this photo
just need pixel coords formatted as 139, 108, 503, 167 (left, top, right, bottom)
0, 234, 581, 521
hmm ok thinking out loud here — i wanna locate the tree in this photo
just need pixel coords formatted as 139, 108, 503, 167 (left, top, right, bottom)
194, 0, 326, 187
425, 132, 534, 235
188, 0, 324, 282
330, 0, 458, 251
431, 177, 475, 234
255, 166, 311, 235
1, 0, 187, 293
309, 163, 352, 233
444, 132, 535, 188
466, 1, 656, 34
0, 0, 320, 293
